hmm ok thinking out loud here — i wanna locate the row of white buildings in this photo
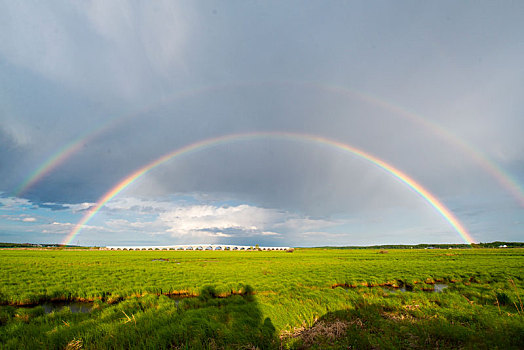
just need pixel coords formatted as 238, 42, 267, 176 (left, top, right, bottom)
105, 244, 291, 251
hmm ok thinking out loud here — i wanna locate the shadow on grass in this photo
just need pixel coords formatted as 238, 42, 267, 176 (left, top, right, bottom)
282, 301, 524, 350
1, 285, 278, 349
170, 285, 277, 349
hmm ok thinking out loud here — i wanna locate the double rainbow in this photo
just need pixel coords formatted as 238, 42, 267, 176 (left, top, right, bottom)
16, 81, 524, 208
64, 132, 475, 245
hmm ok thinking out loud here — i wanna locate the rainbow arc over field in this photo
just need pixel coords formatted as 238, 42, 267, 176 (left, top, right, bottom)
12, 83, 235, 197
15, 81, 524, 207
14, 136, 88, 197
301, 81, 524, 207
64, 132, 475, 245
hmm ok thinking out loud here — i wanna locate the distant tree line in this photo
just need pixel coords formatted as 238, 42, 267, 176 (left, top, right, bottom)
311, 241, 524, 249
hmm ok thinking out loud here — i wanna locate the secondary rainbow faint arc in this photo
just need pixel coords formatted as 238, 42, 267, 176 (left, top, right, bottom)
298, 81, 524, 207
14, 137, 88, 196
16, 80, 524, 207
13, 82, 249, 197
64, 132, 475, 245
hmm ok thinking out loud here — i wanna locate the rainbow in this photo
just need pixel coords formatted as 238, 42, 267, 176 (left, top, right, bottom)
64, 132, 475, 245
297, 81, 524, 207
13, 82, 243, 196
16, 81, 524, 208
14, 137, 87, 196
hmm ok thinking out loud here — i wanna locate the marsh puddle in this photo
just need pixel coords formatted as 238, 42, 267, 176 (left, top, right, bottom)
20, 301, 94, 314
43, 301, 93, 313
381, 283, 448, 293
167, 294, 194, 306
433, 283, 449, 293
380, 286, 407, 293
339, 283, 448, 293
152, 259, 181, 264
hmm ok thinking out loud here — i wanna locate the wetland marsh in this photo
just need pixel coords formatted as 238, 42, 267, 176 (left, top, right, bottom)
1, 248, 523, 349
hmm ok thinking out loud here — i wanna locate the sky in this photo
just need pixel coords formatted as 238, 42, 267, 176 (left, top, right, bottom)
0, 1, 523, 247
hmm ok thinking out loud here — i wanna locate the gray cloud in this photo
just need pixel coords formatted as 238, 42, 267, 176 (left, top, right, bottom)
1, 1, 523, 245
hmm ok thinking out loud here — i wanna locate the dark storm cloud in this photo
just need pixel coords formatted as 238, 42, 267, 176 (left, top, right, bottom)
1, 1, 523, 244
0, 127, 29, 190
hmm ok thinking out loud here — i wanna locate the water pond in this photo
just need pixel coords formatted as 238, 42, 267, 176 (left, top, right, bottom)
382, 283, 448, 293
167, 294, 195, 306
19, 301, 94, 314
337, 283, 449, 293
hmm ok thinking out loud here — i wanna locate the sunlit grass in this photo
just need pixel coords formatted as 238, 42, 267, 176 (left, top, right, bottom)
0, 248, 522, 348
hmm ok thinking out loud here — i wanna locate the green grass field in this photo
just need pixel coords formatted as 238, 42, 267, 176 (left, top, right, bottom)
1, 248, 523, 349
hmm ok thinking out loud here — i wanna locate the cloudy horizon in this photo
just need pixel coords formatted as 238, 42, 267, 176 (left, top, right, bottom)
1, 1, 522, 246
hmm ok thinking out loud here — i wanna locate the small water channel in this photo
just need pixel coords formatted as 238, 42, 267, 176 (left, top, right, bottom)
167, 294, 195, 306
380, 283, 448, 293
19, 301, 94, 314
44, 301, 93, 313
433, 283, 449, 293
338, 283, 449, 293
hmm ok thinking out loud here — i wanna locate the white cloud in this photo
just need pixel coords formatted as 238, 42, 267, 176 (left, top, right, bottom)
261, 231, 281, 236
156, 203, 339, 241
0, 193, 342, 243
0, 214, 37, 222
159, 204, 280, 237
0, 196, 33, 210
88, 196, 343, 241
208, 231, 232, 238
104, 197, 175, 213
41, 221, 102, 235
63, 202, 95, 213
105, 218, 165, 234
